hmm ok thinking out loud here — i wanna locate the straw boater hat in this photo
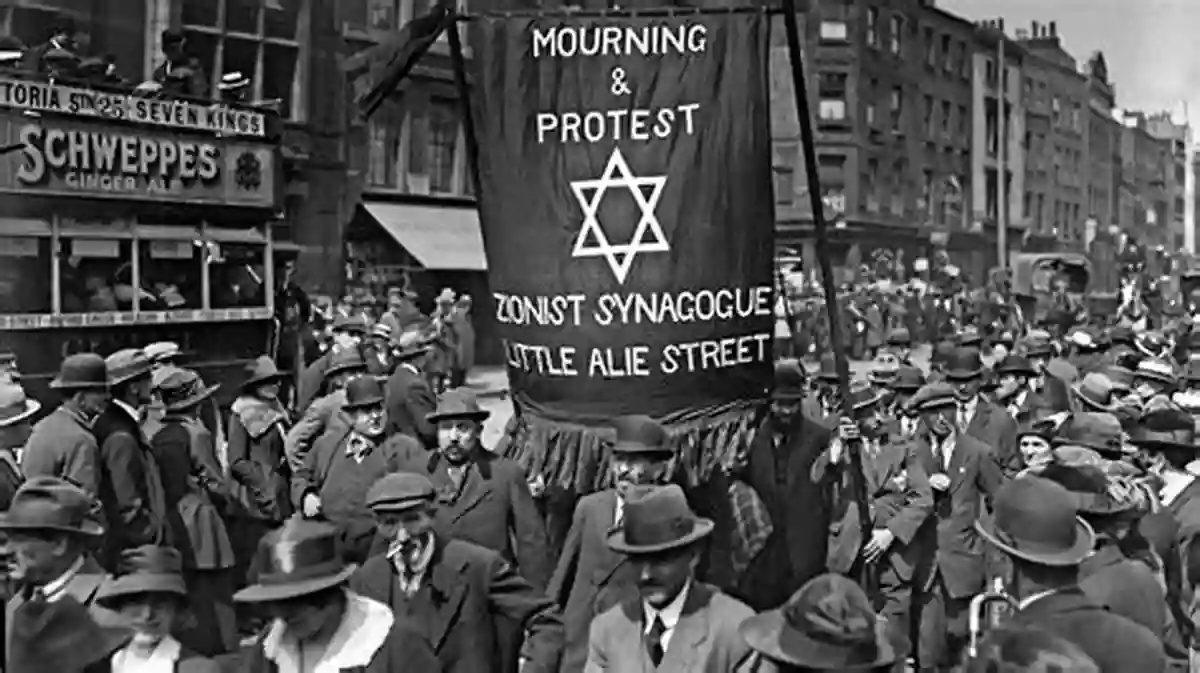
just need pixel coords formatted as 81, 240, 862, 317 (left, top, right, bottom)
49, 353, 108, 390
96, 545, 188, 605
105, 348, 153, 387
0, 477, 104, 537
740, 573, 905, 670
976, 476, 1095, 567
607, 484, 713, 555
427, 388, 490, 424
241, 355, 288, 391
233, 518, 357, 603
0, 381, 40, 427
158, 368, 220, 412
142, 341, 182, 364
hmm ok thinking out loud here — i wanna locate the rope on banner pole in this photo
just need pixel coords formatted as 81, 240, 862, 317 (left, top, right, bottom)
779, 0, 874, 589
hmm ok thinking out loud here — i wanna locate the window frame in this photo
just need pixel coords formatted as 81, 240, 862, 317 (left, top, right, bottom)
180, 0, 311, 122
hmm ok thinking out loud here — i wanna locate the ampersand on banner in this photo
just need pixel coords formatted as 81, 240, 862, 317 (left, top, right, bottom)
610, 67, 631, 96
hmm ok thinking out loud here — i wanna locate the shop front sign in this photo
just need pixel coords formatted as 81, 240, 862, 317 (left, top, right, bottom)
0, 115, 277, 208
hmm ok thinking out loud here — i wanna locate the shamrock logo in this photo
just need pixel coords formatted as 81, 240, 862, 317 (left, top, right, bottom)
235, 151, 262, 191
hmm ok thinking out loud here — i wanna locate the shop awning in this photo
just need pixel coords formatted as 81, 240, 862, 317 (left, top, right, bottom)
363, 201, 487, 271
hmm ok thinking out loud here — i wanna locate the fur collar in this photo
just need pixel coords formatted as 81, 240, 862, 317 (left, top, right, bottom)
232, 396, 288, 440
262, 591, 393, 673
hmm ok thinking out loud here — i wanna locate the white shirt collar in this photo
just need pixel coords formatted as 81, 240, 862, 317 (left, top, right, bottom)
42, 555, 86, 601
111, 635, 181, 673
959, 396, 978, 422
112, 399, 141, 423
263, 591, 394, 673
642, 578, 692, 634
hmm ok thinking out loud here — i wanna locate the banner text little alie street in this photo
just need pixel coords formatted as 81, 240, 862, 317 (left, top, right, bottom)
496, 286, 774, 378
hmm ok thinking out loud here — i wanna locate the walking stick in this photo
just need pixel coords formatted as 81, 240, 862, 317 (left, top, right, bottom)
779, 0, 874, 593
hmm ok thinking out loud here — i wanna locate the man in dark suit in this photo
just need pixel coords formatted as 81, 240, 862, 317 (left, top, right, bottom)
390, 388, 549, 588
978, 476, 1167, 672
547, 414, 677, 673
907, 382, 1004, 671
353, 472, 563, 673
383, 331, 438, 448
92, 349, 170, 571
944, 348, 1021, 476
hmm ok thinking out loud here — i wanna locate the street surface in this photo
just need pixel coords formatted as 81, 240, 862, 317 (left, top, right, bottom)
471, 345, 935, 448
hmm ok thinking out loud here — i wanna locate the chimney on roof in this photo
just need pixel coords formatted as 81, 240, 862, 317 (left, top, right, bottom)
998, 18, 1005, 32
1049, 21, 1057, 37
1031, 20, 1039, 37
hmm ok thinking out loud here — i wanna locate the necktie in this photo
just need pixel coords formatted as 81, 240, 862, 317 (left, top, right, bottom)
647, 616, 666, 666
958, 405, 969, 431
932, 440, 944, 468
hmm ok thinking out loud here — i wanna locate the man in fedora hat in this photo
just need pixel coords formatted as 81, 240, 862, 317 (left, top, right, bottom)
0, 379, 39, 509
447, 294, 475, 389
383, 327, 438, 448
738, 573, 907, 672
293, 375, 423, 563
296, 313, 370, 412
586, 484, 753, 671
285, 347, 369, 481
549, 414, 682, 672
734, 361, 833, 612
902, 381, 1003, 670
23, 353, 111, 504
976, 476, 1165, 672
811, 380, 933, 646
232, 518, 441, 673
8, 595, 131, 673
91, 349, 170, 572
352, 472, 563, 673
389, 387, 550, 589
2, 477, 121, 654
943, 347, 1020, 477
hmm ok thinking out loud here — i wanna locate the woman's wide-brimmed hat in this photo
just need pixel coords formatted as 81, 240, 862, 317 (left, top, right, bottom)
740, 573, 905, 670
607, 484, 713, 555
610, 415, 672, 456
426, 387, 490, 424
158, 368, 220, 412
976, 476, 1095, 566
1028, 464, 1140, 517
0, 477, 103, 537
0, 381, 39, 427
9, 596, 131, 673
49, 352, 108, 390
234, 519, 357, 603
1052, 412, 1126, 457
242, 355, 288, 390
96, 545, 188, 604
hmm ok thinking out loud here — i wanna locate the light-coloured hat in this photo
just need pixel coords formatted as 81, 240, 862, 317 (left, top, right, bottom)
142, 341, 181, 364
0, 382, 39, 427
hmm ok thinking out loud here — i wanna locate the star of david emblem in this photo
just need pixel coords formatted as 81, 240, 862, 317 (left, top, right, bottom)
569, 147, 669, 285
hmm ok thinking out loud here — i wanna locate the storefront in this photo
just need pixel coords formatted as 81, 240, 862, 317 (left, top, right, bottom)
0, 74, 281, 400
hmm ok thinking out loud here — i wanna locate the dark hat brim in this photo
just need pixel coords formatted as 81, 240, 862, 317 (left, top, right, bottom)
426, 409, 490, 424
944, 367, 984, 381
95, 574, 187, 603
1129, 437, 1196, 452
606, 517, 713, 555
342, 394, 386, 411
48, 378, 107, 390
242, 371, 289, 390
739, 611, 903, 670
233, 564, 357, 603
0, 515, 104, 537
1071, 385, 1117, 413
975, 517, 1094, 567
325, 362, 368, 378
164, 383, 220, 411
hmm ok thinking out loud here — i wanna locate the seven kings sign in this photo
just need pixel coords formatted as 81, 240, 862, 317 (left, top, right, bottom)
469, 10, 775, 423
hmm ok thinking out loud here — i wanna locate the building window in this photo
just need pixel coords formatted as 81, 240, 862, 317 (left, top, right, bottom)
922, 95, 934, 137
367, 117, 392, 188
958, 104, 968, 139
181, 0, 308, 120
774, 167, 794, 206
819, 100, 847, 121
890, 87, 903, 131
941, 101, 952, 135
923, 27, 935, 67
424, 99, 461, 194
819, 20, 848, 43
866, 8, 879, 48
941, 35, 952, 72
865, 104, 876, 127
889, 15, 904, 55
818, 73, 849, 126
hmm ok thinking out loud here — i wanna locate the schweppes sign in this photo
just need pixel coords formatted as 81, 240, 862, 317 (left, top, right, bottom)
0, 116, 276, 208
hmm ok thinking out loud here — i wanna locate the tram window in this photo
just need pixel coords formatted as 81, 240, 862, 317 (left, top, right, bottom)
60, 239, 135, 314
0, 237, 51, 314
209, 243, 267, 309
141, 240, 202, 309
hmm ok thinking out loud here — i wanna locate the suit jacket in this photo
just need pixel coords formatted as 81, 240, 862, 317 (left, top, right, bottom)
5, 556, 121, 657
547, 490, 639, 673
384, 364, 437, 447
283, 388, 346, 479
910, 431, 1003, 598
585, 582, 753, 673
92, 404, 171, 570
22, 405, 102, 501
295, 350, 331, 413
963, 396, 1020, 476
350, 537, 563, 673
388, 448, 551, 590
1012, 587, 1165, 673
1079, 542, 1167, 638
811, 436, 933, 578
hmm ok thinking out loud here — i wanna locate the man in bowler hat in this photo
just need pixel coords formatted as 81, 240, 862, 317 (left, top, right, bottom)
585, 483, 753, 671
943, 348, 1020, 476
548, 414, 679, 673
977, 476, 1164, 672
352, 472, 563, 673
22, 354, 111, 503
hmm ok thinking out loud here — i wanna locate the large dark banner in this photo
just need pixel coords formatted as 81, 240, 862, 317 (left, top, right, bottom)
470, 10, 774, 425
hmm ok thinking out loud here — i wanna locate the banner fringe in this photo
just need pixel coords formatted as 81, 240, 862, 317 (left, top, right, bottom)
460, 6, 775, 20
497, 401, 763, 493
